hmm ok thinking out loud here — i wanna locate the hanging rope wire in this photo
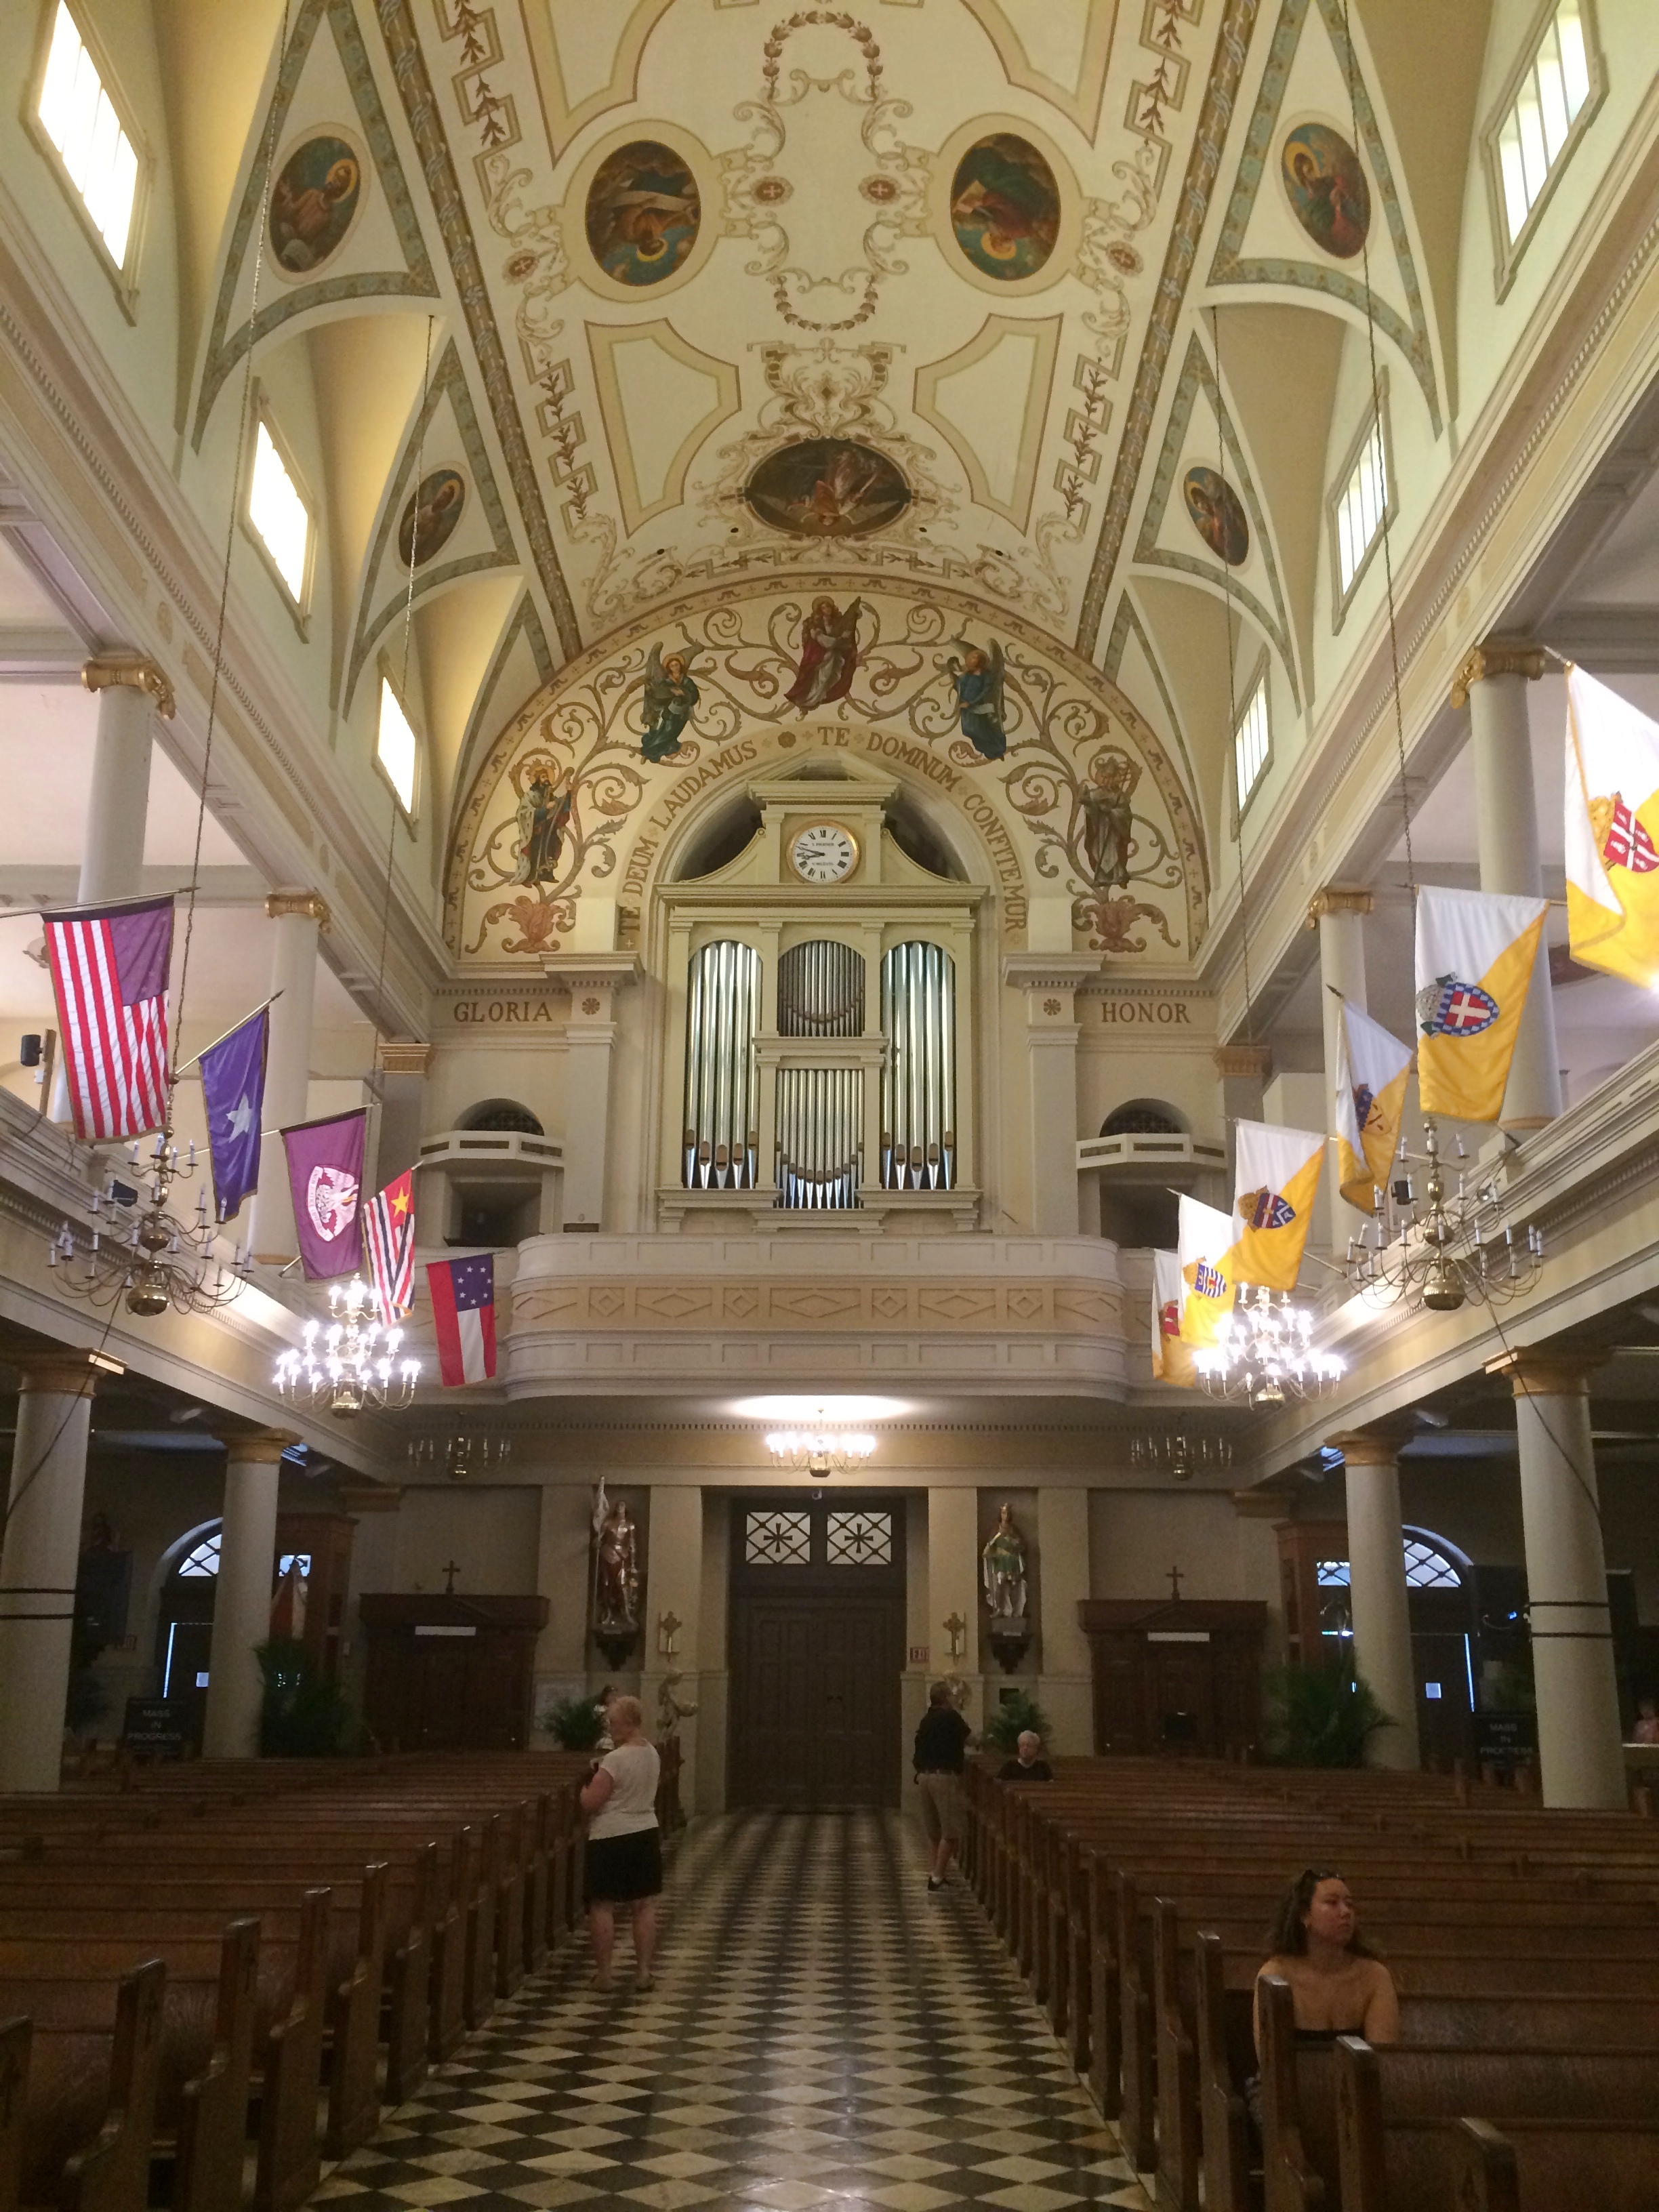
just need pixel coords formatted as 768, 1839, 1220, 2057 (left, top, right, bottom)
1208, 302, 1255, 1044
369, 316, 435, 1065
1340, 0, 1415, 897
172, 0, 292, 1061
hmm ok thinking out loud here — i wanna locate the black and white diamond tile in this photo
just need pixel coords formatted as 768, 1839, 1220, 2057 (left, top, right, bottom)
315, 1812, 1152, 2212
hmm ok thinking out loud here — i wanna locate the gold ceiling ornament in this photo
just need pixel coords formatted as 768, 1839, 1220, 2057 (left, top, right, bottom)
81, 657, 176, 720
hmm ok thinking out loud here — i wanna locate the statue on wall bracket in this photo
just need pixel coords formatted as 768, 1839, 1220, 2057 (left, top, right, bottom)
982, 1501, 1033, 1673
591, 1478, 642, 1668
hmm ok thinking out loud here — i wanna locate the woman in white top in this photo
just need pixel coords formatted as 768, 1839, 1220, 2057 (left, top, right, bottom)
579, 1694, 662, 1990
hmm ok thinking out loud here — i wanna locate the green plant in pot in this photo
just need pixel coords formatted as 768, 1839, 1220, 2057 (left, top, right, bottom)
255, 1637, 352, 1757
1264, 1659, 1393, 1768
542, 1693, 606, 1750
982, 1689, 1053, 1757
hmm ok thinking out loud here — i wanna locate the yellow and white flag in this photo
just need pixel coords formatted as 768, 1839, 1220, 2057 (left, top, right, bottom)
1231, 1120, 1324, 1291
1332, 997, 1412, 1212
1565, 665, 1659, 988
1414, 883, 1547, 1124
1176, 1194, 1236, 1349
1151, 1248, 1195, 1386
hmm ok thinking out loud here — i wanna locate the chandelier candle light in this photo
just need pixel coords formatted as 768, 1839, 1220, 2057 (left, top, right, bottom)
1349, 1118, 1544, 1313
274, 1275, 419, 1417
1195, 1286, 1345, 1408
49, 1130, 248, 1317
739, 1394, 898, 1479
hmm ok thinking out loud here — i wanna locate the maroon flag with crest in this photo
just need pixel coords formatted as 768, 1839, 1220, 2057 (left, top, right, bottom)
281, 1109, 367, 1280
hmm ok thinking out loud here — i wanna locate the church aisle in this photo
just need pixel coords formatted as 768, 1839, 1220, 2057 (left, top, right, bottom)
314, 1810, 1153, 2212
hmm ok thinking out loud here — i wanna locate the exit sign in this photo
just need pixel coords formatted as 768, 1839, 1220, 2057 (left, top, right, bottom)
909, 1644, 928, 1664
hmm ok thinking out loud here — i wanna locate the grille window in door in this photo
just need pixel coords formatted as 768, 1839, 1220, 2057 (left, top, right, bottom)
827, 1510, 892, 1565
745, 1510, 811, 1565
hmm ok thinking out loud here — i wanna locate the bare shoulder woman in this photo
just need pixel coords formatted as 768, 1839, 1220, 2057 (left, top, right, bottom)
1252, 1866, 1399, 2055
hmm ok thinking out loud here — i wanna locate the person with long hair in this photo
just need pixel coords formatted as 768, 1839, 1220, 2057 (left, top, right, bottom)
1252, 1867, 1398, 2055
580, 1694, 661, 1992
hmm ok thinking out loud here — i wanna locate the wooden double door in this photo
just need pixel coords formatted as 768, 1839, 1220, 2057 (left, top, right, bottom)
729, 1493, 905, 1809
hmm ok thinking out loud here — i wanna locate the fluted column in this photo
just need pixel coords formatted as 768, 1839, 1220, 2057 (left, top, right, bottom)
1454, 642, 1560, 1128
1310, 887, 1374, 1234
249, 893, 327, 1264
0, 1351, 111, 1790
203, 1429, 296, 1760
1488, 1351, 1624, 1808
1328, 1428, 1419, 1770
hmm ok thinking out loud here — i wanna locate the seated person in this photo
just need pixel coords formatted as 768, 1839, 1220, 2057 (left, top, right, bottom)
1253, 1866, 1398, 2055
998, 1729, 1053, 1782
1631, 1694, 1659, 1745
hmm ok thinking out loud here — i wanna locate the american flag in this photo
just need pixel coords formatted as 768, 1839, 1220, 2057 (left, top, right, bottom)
1601, 794, 1659, 874
43, 895, 173, 1141
363, 1168, 415, 1325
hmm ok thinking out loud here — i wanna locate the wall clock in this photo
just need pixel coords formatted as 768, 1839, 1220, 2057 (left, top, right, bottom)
789, 821, 859, 884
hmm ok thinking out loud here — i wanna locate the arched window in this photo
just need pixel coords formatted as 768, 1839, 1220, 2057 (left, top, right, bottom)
459, 1099, 544, 1134
1315, 1527, 1468, 1594
177, 1533, 220, 1577
683, 940, 761, 1189
880, 941, 956, 1190
1102, 1101, 1187, 1136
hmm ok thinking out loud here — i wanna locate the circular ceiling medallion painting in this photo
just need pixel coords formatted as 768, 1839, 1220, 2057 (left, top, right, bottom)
948, 133, 1061, 280
1280, 123, 1370, 258
743, 440, 912, 537
1183, 466, 1249, 566
269, 135, 363, 274
585, 140, 701, 287
397, 468, 466, 569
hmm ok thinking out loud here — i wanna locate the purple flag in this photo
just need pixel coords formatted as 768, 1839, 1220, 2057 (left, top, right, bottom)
282, 1109, 367, 1279
200, 1006, 268, 1223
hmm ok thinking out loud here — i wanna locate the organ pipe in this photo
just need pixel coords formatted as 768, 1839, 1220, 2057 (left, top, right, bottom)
682, 940, 760, 1189
777, 939, 864, 1036
880, 941, 956, 1189
775, 1067, 861, 1210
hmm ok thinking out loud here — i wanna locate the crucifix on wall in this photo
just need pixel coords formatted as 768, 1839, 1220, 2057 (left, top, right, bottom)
442, 1559, 461, 1595
1167, 1564, 1184, 1601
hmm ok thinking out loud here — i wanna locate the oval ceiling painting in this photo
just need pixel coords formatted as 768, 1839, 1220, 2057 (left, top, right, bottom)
743, 440, 912, 538
397, 468, 466, 569
949, 133, 1061, 281
585, 140, 701, 287
269, 135, 363, 274
1182, 466, 1249, 567
1280, 123, 1370, 259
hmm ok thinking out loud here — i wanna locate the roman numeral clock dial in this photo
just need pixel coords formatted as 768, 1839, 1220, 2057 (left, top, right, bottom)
789, 823, 859, 884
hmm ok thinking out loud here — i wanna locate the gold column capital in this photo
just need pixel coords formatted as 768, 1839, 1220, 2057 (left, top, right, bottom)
1213, 1042, 1271, 1081
265, 890, 331, 931
81, 657, 176, 720
13, 1349, 123, 1397
375, 1040, 432, 1077
1326, 1423, 1413, 1467
1450, 640, 1549, 710
223, 1426, 300, 1463
1486, 1348, 1604, 1399
1306, 886, 1375, 929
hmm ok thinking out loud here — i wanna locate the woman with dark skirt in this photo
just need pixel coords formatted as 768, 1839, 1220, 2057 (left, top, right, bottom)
580, 1694, 662, 1991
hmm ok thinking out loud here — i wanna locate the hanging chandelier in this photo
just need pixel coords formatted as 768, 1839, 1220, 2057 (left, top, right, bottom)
1193, 1287, 1345, 1408
765, 1425, 877, 1479
49, 1133, 247, 1317
1347, 1117, 1543, 1313
274, 1276, 420, 1417
1129, 1427, 1234, 1481
408, 1433, 514, 1481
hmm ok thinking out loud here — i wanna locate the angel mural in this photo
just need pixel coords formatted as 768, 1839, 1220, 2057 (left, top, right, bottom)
640, 645, 700, 763
785, 598, 863, 716
944, 638, 1008, 761
510, 773, 572, 886
1081, 753, 1141, 889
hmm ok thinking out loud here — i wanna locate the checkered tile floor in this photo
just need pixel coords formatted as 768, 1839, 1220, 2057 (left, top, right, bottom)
314, 1811, 1151, 2211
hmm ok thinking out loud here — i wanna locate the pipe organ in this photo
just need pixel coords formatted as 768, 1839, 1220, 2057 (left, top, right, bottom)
880, 941, 956, 1189
682, 939, 761, 1188
775, 940, 866, 1208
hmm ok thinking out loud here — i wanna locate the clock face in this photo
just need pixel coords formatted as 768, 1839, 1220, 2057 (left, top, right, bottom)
790, 822, 858, 884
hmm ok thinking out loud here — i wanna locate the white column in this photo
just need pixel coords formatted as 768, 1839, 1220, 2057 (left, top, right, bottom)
1311, 887, 1374, 1235
544, 957, 640, 1229
203, 1429, 293, 1760
1460, 644, 1560, 1129
1330, 1430, 1419, 1770
0, 1354, 104, 1792
1036, 1488, 1092, 1755
640, 1486, 703, 1809
249, 894, 327, 1264
1002, 956, 1100, 1236
1492, 1353, 1624, 1809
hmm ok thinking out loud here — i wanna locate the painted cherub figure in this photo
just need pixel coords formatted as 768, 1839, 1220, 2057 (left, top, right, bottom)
641, 644, 700, 763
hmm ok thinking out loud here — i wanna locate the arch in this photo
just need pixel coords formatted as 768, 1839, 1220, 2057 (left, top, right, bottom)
778, 941, 865, 1038
672, 793, 762, 881
458, 1099, 545, 1134
1102, 1099, 1189, 1136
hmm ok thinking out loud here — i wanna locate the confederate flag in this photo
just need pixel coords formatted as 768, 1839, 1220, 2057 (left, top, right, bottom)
427, 1253, 497, 1386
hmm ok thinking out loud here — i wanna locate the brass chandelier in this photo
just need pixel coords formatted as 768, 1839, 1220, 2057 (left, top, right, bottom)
1347, 1118, 1544, 1313
49, 1132, 247, 1317
274, 1276, 420, 1418
1193, 1287, 1345, 1408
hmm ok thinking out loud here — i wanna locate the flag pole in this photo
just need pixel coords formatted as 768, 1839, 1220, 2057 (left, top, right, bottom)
172, 991, 283, 1078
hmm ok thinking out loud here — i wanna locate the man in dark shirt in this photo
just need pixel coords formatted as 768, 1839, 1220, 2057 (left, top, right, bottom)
913, 1679, 972, 1890
998, 1729, 1053, 1782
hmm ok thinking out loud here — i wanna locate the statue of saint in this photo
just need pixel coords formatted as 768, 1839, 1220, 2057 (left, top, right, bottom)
981, 1501, 1028, 1619
592, 1482, 641, 1629
656, 1670, 699, 1737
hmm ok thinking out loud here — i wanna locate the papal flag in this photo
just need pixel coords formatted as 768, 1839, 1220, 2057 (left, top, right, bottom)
1231, 1120, 1324, 1291
1151, 1248, 1195, 1386
1176, 1194, 1237, 1349
1414, 883, 1547, 1124
1332, 997, 1412, 1212
1565, 665, 1659, 987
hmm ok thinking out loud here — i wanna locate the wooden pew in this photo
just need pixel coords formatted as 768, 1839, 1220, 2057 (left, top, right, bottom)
20, 1961, 165, 2212
1448, 2114, 1659, 2212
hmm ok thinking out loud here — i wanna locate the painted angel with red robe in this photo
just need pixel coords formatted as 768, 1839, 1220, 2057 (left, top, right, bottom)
785, 597, 863, 716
